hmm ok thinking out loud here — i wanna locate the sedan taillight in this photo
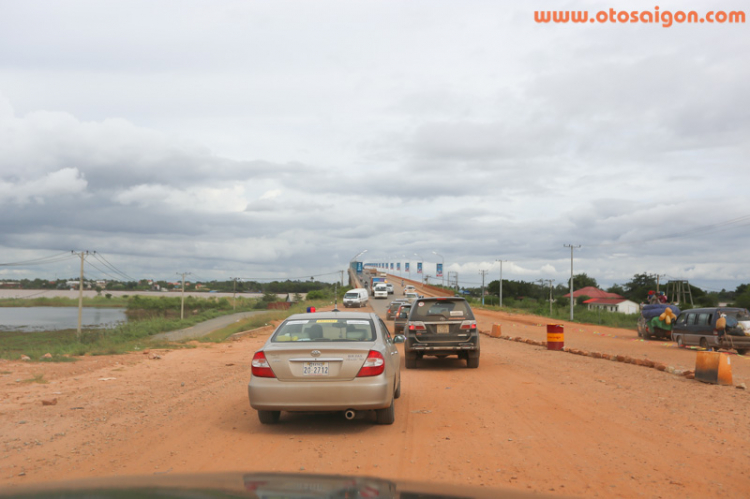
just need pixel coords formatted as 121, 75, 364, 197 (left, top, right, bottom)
251, 351, 276, 378
357, 350, 385, 377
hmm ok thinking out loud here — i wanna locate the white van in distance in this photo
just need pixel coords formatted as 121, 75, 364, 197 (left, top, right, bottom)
343, 288, 369, 308
373, 284, 388, 299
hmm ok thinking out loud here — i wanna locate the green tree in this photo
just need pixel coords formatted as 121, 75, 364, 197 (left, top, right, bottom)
623, 273, 658, 302
572, 273, 598, 289
606, 283, 625, 296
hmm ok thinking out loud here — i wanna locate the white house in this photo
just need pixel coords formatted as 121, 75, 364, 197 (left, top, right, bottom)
583, 298, 640, 314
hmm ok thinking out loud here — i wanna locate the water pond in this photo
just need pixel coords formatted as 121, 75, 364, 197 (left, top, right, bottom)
0, 307, 127, 332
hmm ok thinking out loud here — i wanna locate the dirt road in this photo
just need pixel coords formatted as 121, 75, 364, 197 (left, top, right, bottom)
2, 290, 750, 497
152, 311, 269, 341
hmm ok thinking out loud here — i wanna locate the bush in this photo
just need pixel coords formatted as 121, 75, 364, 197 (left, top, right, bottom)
576, 295, 591, 306
306, 290, 329, 300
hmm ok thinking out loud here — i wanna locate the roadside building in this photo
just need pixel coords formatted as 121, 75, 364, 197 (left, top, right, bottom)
583, 297, 640, 314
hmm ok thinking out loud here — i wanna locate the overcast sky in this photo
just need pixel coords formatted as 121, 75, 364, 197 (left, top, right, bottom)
1, 0, 749, 292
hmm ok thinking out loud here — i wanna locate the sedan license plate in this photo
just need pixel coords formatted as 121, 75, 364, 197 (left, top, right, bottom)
303, 362, 329, 376
437, 324, 450, 334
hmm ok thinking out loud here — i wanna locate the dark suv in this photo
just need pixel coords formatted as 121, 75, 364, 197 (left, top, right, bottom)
404, 297, 479, 369
672, 307, 750, 355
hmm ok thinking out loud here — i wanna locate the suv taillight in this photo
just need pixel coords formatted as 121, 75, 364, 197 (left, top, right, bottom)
409, 321, 426, 331
460, 320, 477, 330
251, 351, 276, 378
356, 350, 385, 377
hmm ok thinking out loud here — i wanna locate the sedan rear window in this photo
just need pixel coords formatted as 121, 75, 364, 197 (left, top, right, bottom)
410, 299, 474, 320
272, 318, 375, 342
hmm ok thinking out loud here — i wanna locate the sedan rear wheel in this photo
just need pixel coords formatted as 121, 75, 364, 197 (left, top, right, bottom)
375, 399, 395, 425
258, 410, 280, 425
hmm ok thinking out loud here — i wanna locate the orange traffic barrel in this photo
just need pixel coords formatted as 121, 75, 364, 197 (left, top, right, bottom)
547, 324, 564, 350
695, 351, 733, 385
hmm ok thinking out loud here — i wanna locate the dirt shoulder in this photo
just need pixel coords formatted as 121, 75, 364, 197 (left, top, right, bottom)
2, 308, 749, 497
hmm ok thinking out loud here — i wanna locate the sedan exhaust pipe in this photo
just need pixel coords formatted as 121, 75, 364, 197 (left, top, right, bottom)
344, 409, 356, 420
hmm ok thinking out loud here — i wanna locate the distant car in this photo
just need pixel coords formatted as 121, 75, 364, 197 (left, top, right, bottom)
393, 303, 412, 334
404, 297, 479, 369
405, 292, 419, 303
387, 299, 407, 320
373, 284, 388, 299
671, 307, 750, 355
386, 283, 394, 294
248, 311, 404, 425
403, 285, 416, 295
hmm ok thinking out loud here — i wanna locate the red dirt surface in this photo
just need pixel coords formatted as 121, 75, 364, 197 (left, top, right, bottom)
2, 304, 750, 497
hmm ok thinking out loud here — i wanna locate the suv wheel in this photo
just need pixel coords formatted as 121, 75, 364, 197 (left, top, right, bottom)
405, 351, 417, 369
467, 351, 479, 369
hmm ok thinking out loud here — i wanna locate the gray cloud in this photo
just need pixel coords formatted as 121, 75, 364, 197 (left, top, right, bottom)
0, 1, 749, 290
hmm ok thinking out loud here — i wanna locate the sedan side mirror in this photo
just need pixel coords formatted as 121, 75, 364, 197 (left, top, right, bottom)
393, 335, 405, 344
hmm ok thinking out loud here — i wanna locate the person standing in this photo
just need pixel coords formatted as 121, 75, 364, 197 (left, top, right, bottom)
714, 310, 727, 351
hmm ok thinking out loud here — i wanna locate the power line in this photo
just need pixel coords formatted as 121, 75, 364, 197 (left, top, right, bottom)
85, 259, 125, 282
92, 252, 137, 282
0, 252, 75, 267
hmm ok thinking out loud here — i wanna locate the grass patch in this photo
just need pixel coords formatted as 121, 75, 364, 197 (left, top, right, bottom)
473, 302, 639, 330
197, 300, 331, 342
21, 373, 47, 384
0, 370, 11, 375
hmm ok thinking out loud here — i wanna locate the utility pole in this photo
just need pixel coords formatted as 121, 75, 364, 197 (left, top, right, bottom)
649, 273, 666, 293
479, 270, 488, 305
496, 259, 507, 307
340, 270, 344, 287
177, 272, 191, 320
72, 250, 89, 339
564, 244, 581, 321
230, 277, 239, 310
538, 279, 555, 316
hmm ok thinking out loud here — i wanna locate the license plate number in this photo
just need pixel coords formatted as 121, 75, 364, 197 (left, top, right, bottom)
303, 362, 329, 375
437, 324, 450, 334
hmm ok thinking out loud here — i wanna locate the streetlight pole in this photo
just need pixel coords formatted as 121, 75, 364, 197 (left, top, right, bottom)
432, 251, 444, 286
413, 253, 424, 284
496, 259, 507, 308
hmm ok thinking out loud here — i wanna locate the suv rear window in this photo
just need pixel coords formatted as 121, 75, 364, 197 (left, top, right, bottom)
410, 299, 474, 320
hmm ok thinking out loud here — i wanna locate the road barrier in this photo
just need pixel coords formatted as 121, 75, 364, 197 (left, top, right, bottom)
546, 324, 564, 350
490, 324, 502, 338
695, 351, 733, 385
